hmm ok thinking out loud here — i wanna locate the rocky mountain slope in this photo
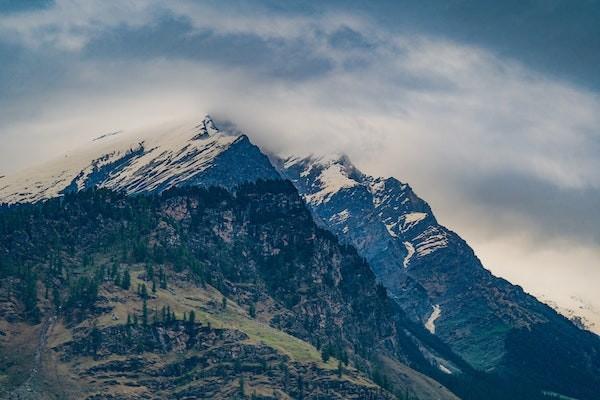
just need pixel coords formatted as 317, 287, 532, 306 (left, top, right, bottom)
0, 183, 488, 399
0, 116, 599, 399
275, 154, 600, 399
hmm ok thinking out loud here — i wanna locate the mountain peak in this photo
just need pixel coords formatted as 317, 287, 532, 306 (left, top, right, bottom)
193, 115, 219, 139
0, 117, 279, 204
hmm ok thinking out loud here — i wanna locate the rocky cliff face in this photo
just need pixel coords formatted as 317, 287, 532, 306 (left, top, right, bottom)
275, 154, 600, 399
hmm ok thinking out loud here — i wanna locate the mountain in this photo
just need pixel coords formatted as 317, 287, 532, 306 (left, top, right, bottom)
0, 183, 493, 399
274, 154, 600, 398
1, 116, 599, 399
0, 116, 279, 204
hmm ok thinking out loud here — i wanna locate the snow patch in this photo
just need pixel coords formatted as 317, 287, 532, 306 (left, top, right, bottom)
305, 163, 358, 204
414, 227, 449, 257
385, 222, 398, 238
300, 167, 312, 177
425, 304, 441, 334
370, 179, 385, 193
403, 242, 415, 268
438, 364, 452, 374
369, 178, 390, 208
537, 294, 600, 335
282, 155, 304, 169
330, 209, 350, 223
402, 212, 427, 231
192, 115, 219, 139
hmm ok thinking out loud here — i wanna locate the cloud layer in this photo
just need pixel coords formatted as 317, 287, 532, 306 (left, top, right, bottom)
0, 0, 599, 320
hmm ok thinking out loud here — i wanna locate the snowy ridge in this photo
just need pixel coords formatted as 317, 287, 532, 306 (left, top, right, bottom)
276, 149, 600, 384
275, 153, 448, 261
0, 116, 265, 204
282, 155, 360, 205
305, 162, 358, 204
278, 156, 432, 230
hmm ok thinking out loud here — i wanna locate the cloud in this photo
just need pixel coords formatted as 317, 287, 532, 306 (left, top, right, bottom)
0, 0, 598, 317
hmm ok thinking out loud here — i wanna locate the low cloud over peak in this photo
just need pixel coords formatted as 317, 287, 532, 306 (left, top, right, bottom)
0, 0, 599, 325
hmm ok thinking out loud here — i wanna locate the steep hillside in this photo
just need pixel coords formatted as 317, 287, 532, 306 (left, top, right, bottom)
0, 183, 474, 400
276, 154, 600, 400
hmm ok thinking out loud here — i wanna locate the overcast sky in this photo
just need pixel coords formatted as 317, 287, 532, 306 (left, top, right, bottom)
1, 0, 599, 320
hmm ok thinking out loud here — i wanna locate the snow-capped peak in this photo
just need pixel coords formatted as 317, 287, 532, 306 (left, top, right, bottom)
278, 153, 361, 205
0, 116, 279, 204
193, 115, 220, 139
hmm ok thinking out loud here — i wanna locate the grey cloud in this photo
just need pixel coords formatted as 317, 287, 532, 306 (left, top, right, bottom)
82, 15, 334, 81
0, 0, 598, 316
463, 172, 600, 246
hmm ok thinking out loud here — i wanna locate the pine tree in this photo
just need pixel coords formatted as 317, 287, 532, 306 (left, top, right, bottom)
146, 264, 154, 281
110, 262, 118, 279
142, 298, 148, 326
140, 283, 148, 299
121, 270, 131, 290
321, 345, 330, 363
281, 362, 289, 391
248, 303, 256, 318
340, 349, 349, 365
298, 375, 304, 400
239, 375, 245, 397
20, 269, 40, 322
